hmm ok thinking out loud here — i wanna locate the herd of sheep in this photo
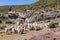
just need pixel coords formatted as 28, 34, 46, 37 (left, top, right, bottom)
4, 22, 49, 34
4, 10, 60, 34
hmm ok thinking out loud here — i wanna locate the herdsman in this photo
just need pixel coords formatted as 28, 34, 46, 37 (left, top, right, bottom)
8, 7, 12, 12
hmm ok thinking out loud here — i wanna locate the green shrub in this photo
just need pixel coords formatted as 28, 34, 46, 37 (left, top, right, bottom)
0, 25, 6, 30
48, 22, 56, 28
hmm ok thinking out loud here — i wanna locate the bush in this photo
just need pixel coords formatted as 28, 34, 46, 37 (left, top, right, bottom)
48, 22, 56, 28
0, 25, 6, 30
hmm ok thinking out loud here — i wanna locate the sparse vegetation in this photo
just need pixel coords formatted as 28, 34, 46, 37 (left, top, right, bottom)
0, 0, 60, 14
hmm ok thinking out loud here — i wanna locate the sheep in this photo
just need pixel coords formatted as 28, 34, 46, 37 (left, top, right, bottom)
5, 28, 8, 34
11, 27, 15, 33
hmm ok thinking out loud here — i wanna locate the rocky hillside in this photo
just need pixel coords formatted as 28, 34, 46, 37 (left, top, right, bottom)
0, 0, 60, 40
0, 0, 60, 14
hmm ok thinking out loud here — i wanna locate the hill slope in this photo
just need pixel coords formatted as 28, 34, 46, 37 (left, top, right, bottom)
0, 0, 60, 14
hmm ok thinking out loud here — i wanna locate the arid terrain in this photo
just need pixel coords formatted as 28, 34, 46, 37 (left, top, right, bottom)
0, 28, 60, 40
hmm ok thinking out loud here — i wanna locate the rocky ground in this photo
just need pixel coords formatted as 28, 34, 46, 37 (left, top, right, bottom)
0, 28, 60, 40
30, 28, 60, 40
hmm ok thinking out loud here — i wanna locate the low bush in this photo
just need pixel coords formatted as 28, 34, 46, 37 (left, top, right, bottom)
0, 25, 6, 30
48, 22, 56, 28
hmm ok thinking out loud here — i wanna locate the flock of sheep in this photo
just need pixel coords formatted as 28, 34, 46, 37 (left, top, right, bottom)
25, 11, 60, 22
4, 10, 60, 34
4, 22, 49, 34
